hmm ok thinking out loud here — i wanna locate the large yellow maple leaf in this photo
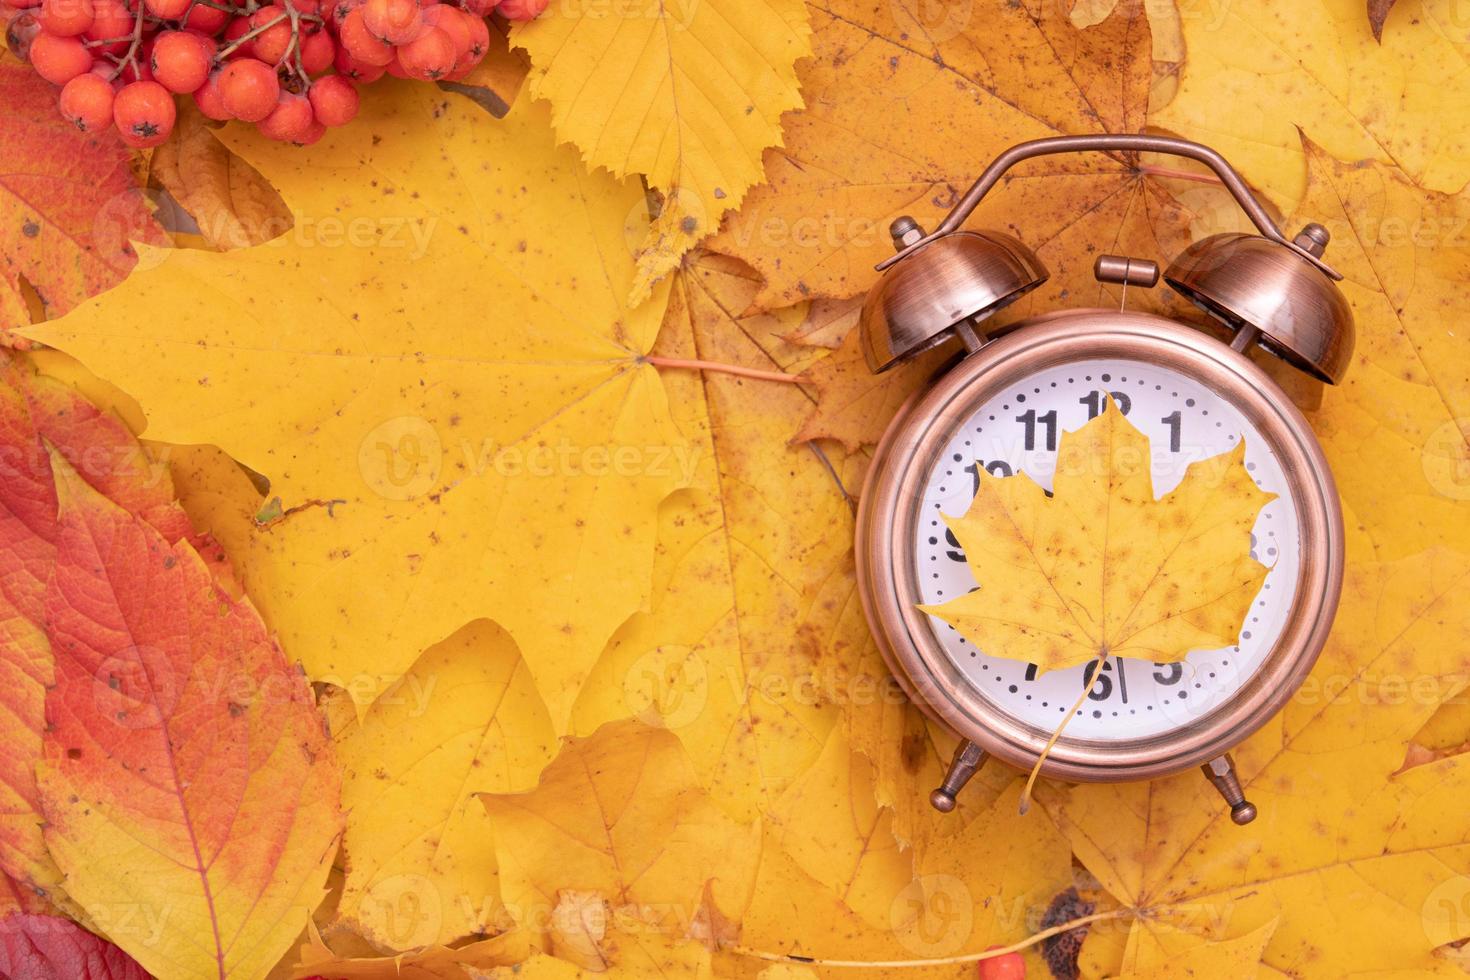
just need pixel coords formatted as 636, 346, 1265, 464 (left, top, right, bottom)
510, 0, 812, 301
710, 0, 1195, 310
25, 86, 687, 733
479, 720, 760, 951
1152, 0, 1470, 214
328, 620, 556, 951
564, 251, 849, 822
1294, 138, 1470, 558
1044, 550, 1470, 975
725, 726, 1075, 976
923, 404, 1272, 675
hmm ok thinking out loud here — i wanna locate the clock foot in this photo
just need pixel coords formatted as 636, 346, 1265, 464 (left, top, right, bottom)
1201, 755, 1257, 825
930, 740, 987, 813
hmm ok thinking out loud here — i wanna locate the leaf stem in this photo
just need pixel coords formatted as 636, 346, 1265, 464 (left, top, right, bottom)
726, 908, 1129, 968
1138, 164, 1225, 186
643, 355, 805, 385
1019, 645, 1110, 814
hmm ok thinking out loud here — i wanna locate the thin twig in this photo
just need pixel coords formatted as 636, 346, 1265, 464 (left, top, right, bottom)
215, 10, 287, 59
643, 356, 805, 385
727, 908, 1129, 968
106, 0, 149, 82
188, 0, 254, 12
283, 1, 307, 83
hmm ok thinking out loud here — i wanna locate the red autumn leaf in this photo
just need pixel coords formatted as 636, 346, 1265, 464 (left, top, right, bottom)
0, 355, 189, 904
35, 453, 342, 980
0, 57, 166, 332
0, 913, 151, 979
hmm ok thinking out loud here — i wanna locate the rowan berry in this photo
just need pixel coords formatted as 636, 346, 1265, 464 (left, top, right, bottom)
58, 70, 115, 132
219, 57, 280, 121
113, 79, 176, 147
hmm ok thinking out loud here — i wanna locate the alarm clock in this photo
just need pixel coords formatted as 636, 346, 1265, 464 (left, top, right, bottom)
854, 135, 1352, 825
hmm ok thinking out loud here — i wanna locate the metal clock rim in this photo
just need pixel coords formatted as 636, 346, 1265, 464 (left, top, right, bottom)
855, 309, 1345, 782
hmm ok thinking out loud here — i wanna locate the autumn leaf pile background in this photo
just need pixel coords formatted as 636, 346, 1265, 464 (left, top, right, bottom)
1, 0, 1470, 976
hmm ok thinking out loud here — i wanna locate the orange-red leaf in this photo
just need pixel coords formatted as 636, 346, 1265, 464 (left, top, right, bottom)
0, 355, 188, 904
0, 914, 150, 979
36, 455, 343, 980
0, 59, 166, 332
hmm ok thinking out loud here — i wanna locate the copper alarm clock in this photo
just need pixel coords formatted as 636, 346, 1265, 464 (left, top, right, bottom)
854, 135, 1352, 825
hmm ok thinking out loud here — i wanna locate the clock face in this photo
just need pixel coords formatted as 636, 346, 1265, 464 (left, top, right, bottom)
912, 357, 1301, 742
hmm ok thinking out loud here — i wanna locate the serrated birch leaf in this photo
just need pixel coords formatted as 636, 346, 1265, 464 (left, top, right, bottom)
511, 0, 811, 300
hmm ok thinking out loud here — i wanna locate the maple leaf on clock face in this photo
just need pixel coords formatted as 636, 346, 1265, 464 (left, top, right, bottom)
922, 401, 1272, 675
709, 0, 1196, 313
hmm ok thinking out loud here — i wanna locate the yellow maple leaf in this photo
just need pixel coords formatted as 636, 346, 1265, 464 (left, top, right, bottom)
922, 402, 1273, 675
474, 929, 714, 980
790, 319, 947, 453
286, 919, 528, 979
1152, 0, 1470, 214
1113, 918, 1280, 978
25, 88, 687, 734
709, 0, 1196, 311
1290, 137, 1470, 558
730, 726, 1075, 975
479, 720, 759, 951
566, 251, 846, 822
1044, 551, 1470, 975
510, 0, 811, 301
328, 619, 557, 952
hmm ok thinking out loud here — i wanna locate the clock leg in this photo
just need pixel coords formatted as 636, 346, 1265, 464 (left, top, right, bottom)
1201, 755, 1257, 825
930, 740, 987, 813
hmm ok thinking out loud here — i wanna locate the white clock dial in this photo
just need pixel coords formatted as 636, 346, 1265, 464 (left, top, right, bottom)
912, 357, 1300, 741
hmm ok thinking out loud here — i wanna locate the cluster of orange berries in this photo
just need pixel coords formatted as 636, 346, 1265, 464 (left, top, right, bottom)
3, 0, 546, 147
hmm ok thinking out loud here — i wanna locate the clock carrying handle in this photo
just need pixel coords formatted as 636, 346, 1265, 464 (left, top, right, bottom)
877, 134, 1342, 281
